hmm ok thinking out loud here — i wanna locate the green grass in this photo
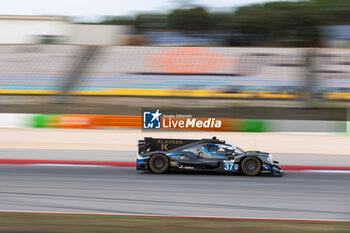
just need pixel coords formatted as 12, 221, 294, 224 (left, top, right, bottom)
0, 213, 349, 233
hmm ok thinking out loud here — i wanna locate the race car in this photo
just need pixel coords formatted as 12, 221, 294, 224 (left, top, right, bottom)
137, 137, 283, 176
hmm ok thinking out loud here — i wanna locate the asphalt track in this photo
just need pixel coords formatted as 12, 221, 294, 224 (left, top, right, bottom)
1, 148, 350, 166
0, 165, 349, 220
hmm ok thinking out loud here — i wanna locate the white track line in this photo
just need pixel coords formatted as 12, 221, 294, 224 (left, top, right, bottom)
0, 210, 349, 222
2, 163, 350, 173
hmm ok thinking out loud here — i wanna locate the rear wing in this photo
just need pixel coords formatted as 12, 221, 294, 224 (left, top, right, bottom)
138, 137, 224, 155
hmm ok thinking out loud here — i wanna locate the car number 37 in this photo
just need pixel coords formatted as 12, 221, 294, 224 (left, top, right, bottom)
223, 161, 237, 171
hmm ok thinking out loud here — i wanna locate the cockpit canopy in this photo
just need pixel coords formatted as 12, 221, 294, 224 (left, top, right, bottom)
207, 143, 244, 156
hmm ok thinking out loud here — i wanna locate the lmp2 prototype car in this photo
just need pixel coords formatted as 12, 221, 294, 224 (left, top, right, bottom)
137, 137, 282, 176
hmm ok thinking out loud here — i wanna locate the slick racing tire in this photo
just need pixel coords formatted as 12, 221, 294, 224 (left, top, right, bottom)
241, 157, 262, 176
149, 154, 169, 174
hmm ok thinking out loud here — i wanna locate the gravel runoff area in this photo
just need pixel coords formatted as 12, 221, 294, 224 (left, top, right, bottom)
0, 128, 349, 166
1, 128, 349, 154
0, 212, 349, 233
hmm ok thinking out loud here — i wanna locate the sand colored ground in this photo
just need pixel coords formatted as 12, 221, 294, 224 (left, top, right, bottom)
0, 128, 349, 155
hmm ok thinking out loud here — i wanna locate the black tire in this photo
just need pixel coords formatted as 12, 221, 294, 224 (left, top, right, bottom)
149, 154, 169, 174
240, 157, 262, 176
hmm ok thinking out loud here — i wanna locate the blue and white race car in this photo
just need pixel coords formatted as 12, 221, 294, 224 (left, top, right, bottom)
137, 137, 282, 176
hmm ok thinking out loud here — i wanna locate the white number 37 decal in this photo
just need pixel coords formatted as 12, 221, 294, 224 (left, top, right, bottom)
223, 161, 236, 171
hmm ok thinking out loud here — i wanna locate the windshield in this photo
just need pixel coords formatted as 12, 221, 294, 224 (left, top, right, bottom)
234, 147, 245, 155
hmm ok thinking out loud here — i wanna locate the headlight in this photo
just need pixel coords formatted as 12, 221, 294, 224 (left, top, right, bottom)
267, 154, 273, 164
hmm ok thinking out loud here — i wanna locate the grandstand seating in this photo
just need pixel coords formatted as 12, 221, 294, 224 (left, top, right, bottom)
0, 45, 84, 94
0, 45, 349, 99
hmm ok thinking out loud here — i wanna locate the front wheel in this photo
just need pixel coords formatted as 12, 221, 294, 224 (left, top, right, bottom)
149, 154, 169, 174
240, 157, 262, 176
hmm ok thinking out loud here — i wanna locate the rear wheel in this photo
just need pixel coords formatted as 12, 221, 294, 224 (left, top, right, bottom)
149, 154, 169, 174
241, 157, 262, 176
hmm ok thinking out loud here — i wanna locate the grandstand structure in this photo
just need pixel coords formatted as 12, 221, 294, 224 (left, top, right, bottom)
0, 45, 84, 94
0, 45, 349, 100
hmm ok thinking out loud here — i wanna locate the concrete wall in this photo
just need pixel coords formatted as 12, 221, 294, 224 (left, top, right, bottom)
0, 16, 70, 44
69, 24, 129, 45
327, 40, 350, 48
0, 16, 130, 45
0, 113, 347, 134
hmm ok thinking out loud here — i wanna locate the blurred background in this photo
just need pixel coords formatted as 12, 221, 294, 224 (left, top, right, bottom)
0, 0, 349, 114
0, 1, 350, 232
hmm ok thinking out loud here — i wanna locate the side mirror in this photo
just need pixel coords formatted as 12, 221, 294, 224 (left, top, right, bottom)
198, 152, 204, 158
226, 150, 233, 156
